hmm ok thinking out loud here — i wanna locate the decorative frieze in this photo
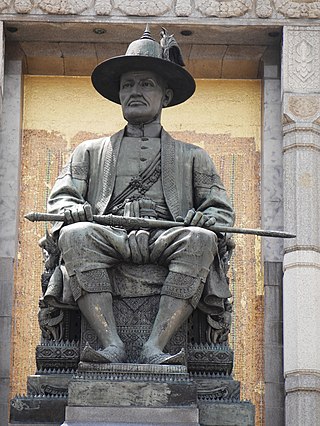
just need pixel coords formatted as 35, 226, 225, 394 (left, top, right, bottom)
175, 0, 192, 16
114, 0, 172, 16
14, 0, 33, 13
94, 0, 112, 15
276, 0, 320, 18
0, 0, 10, 12
195, 0, 252, 17
256, 0, 273, 18
1, 0, 320, 19
38, 0, 91, 14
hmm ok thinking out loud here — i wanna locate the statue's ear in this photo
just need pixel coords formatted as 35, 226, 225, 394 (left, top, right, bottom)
163, 88, 173, 107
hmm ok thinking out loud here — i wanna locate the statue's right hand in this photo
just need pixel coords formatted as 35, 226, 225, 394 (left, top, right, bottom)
63, 202, 93, 224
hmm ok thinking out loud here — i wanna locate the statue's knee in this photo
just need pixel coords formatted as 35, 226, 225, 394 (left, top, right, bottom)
188, 227, 218, 251
58, 222, 95, 249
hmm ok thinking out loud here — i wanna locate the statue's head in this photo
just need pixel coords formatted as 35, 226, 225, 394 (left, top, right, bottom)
119, 70, 173, 125
91, 25, 195, 115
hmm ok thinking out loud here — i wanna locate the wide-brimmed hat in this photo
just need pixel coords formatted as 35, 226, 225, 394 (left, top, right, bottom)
91, 26, 196, 107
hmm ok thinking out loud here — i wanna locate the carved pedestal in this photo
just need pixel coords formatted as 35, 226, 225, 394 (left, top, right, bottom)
63, 363, 199, 425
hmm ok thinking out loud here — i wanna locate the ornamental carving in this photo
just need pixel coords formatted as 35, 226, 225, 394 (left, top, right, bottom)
114, 0, 171, 16
3, 0, 320, 18
94, 0, 112, 15
276, 0, 320, 18
0, 0, 10, 11
286, 31, 320, 91
256, 0, 273, 17
195, 0, 252, 17
38, 0, 91, 14
288, 96, 320, 119
175, 0, 192, 16
295, 40, 314, 83
14, 0, 33, 13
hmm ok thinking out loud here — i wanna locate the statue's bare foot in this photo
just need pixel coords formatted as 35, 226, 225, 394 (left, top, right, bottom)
138, 347, 186, 365
80, 343, 127, 363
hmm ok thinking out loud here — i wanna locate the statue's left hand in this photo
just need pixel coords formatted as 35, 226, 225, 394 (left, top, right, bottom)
63, 202, 93, 224
182, 209, 216, 229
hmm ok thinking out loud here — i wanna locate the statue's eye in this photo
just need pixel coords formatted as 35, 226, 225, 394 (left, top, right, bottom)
141, 80, 154, 87
121, 82, 132, 89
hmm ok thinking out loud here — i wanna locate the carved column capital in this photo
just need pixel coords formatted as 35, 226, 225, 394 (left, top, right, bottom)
282, 94, 320, 135
282, 27, 320, 132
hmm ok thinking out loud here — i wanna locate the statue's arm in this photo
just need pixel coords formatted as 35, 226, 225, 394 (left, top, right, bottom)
192, 148, 235, 228
47, 143, 91, 233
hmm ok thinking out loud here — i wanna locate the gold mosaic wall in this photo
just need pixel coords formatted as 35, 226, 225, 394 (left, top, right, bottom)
11, 77, 263, 424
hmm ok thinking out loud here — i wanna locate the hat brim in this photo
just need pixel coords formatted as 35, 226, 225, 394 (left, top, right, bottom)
91, 55, 196, 107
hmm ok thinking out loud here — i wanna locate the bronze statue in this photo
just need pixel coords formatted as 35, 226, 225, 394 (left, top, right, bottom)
43, 26, 235, 365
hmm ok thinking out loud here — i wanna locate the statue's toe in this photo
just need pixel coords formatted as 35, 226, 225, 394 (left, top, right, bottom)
80, 343, 127, 363
139, 348, 186, 365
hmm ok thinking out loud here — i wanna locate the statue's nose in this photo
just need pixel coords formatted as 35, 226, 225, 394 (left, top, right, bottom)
131, 82, 142, 95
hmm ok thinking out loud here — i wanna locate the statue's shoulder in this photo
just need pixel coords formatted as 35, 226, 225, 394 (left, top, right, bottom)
166, 132, 210, 158
75, 136, 111, 151
73, 129, 124, 154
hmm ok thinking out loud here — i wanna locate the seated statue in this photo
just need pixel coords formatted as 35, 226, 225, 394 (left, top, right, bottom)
41, 26, 235, 365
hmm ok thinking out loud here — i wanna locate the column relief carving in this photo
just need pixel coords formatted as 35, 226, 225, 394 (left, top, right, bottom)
283, 28, 320, 92
283, 28, 320, 143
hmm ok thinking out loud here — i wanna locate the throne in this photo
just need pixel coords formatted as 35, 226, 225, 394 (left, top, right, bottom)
35, 231, 234, 367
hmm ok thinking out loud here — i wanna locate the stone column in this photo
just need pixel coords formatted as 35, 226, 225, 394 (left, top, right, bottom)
282, 26, 320, 425
261, 47, 285, 426
0, 22, 4, 116
0, 56, 23, 426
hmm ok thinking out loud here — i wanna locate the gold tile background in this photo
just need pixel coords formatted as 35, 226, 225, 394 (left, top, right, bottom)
11, 77, 263, 425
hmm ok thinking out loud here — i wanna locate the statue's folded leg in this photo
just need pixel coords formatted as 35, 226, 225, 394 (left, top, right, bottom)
141, 226, 218, 364
58, 222, 131, 363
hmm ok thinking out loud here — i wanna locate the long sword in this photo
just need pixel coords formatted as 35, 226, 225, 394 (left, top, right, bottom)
25, 212, 295, 239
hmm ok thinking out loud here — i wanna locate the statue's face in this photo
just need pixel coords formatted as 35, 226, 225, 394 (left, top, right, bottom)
119, 70, 173, 125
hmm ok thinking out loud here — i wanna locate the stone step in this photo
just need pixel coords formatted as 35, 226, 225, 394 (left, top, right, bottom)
63, 406, 200, 425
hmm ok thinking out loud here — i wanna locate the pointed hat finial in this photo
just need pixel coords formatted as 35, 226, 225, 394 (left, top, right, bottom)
140, 24, 154, 41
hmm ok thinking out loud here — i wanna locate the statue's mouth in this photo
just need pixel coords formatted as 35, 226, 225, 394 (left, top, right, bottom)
129, 101, 145, 106
128, 98, 147, 107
